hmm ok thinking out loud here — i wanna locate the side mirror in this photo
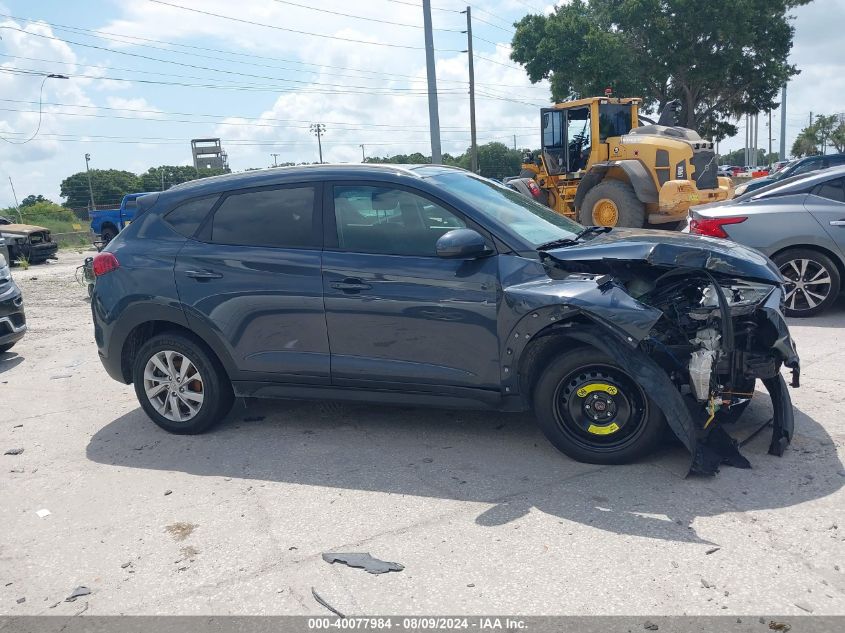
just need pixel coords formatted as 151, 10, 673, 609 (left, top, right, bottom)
435, 229, 493, 259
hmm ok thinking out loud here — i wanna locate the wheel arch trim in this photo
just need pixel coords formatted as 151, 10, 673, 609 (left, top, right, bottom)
574, 160, 659, 209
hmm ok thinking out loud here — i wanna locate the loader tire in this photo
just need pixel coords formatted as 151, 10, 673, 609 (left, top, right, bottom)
579, 180, 645, 228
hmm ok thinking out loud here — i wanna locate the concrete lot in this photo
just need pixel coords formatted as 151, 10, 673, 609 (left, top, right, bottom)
1, 254, 844, 616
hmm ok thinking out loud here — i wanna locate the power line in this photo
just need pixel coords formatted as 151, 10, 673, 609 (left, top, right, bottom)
0, 73, 67, 145
0, 98, 539, 132
268, 0, 464, 32
145, 0, 464, 52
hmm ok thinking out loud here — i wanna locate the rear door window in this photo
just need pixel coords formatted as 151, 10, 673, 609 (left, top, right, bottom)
164, 195, 220, 238
210, 186, 318, 248
812, 179, 845, 203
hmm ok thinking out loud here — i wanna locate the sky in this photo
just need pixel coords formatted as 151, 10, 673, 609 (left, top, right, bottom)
1, 0, 844, 206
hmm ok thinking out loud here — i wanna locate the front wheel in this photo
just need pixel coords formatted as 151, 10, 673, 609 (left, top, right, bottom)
579, 180, 646, 228
101, 226, 118, 244
773, 248, 840, 317
533, 348, 666, 464
132, 333, 233, 434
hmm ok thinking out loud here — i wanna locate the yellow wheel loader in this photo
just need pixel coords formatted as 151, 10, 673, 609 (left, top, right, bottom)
511, 97, 733, 228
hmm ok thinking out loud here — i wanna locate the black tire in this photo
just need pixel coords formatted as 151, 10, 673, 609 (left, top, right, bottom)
772, 248, 841, 317
533, 347, 666, 464
101, 226, 118, 244
132, 333, 233, 434
0, 342, 15, 354
579, 180, 646, 228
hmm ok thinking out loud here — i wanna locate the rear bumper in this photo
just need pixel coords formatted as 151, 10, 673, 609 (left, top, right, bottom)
0, 284, 26, 348
28, 242, 59, 262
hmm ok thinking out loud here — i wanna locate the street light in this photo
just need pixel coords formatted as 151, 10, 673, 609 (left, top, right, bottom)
84, 153, 95, 210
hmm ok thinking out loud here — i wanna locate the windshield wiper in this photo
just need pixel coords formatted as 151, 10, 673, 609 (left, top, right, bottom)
536, 225, 612, 251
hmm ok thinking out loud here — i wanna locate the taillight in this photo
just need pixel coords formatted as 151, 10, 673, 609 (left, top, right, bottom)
93, 252, 120, 276
689, 216, 747, 238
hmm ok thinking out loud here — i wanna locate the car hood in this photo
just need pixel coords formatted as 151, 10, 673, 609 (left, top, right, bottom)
543, 228, 782, 283
0, 223, 50, 235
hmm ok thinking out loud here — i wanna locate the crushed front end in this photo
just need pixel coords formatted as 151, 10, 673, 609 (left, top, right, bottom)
537, 231, 801, 475
634, 272, 799, 474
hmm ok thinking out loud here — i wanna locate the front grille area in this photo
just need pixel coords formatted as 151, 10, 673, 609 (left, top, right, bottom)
691, 150, 718, 189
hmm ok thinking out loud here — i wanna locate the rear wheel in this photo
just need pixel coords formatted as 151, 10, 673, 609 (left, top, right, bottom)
132, 333, 233, 434
579, 180, 646, 228
101, 226, 118, 244
533, 348, 665, 464
773, 248, 840, 317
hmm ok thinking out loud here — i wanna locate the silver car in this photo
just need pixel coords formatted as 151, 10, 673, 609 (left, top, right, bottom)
687, 165, 845, 317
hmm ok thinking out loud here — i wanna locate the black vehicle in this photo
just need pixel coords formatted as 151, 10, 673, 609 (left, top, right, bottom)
735, 153, 845, 196
91, 165, 799, 475
0, 245, 26, 353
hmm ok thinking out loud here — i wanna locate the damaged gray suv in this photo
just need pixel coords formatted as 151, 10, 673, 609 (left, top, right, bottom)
91, 165, 799, 476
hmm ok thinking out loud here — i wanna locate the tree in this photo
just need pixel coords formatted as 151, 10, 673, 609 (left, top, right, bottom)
721, 148, 766, 167
139, 165, 229, 191
20, 194, 52, 207
510, 0, 810, 141
791, 114, 845, 157
471, 142, 524, 180
60, 169, 142, 209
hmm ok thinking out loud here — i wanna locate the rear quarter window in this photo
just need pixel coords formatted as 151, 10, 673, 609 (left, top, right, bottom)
164, 195, 220, 238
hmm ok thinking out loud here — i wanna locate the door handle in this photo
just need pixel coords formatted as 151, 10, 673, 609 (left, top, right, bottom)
330, 278, 372, 292
830, 220, 845, 226
184, 269, 223, 280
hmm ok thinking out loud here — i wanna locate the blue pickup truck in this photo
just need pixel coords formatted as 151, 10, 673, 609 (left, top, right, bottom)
89, 193, 151, 243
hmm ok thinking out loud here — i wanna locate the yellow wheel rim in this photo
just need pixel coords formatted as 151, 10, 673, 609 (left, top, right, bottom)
592, 198, 619, 226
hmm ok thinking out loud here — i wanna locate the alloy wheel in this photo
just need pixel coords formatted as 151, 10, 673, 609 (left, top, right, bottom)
143, 350, 205, 422
779, 257, 833, 313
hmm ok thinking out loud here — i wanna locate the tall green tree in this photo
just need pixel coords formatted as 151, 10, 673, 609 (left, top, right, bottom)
60, 169, 142, 209
510, 0, 810, 141
791, 114, 845, 157
20, 194, 53, 207
139, 165, 229, 191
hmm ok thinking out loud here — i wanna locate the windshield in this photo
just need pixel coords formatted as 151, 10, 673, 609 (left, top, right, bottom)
598, 104, 633, 140
431, 172, 582, 247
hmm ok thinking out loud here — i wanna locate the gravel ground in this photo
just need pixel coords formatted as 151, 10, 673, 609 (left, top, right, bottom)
1, 253, 844, 616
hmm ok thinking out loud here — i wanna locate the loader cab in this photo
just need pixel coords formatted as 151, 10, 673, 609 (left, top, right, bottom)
541, 98, 639, 176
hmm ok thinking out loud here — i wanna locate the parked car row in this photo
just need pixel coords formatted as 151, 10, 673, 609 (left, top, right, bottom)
0, 236, 26, 354
733, 153, 845, 197
90, 164, 799, 475
688, 164, 845, 317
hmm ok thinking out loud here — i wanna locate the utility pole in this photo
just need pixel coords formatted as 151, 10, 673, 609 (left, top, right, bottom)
270, 153, 279, 167
84, 153, 95, 210
744, 115, 749, 167
768, 110, 773, 165
753, 113, 759, 167
779, 84, 787, 160
309, 123, 326, 163
422, 0, 442, 164
160, 167, 165, 191
513, 135, 517, 151
462, 6, 478, 173
359, 144, 366, 162
8, 177, 23, 223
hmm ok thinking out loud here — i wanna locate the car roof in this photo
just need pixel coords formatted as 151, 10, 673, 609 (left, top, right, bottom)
746, 164, 845, 200
166, 163, 464, 195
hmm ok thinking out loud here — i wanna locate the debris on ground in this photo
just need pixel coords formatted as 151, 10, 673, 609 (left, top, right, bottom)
49, 375, 71, 380
322, 552, 404, 574
311, 587, 345, 618
16, 597, 25, 604
705, 547, 721, 555
4, 448, 24, 455
120, 562, 132, 569
35, 509, 51, 518
794, 601, 814, 613
164, 490, 172, 496
165, 522, 197, 541
701, 578, 715, 589
643, 620, 658, 630
768, 621, 791, 632
65, 586, 91, 602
